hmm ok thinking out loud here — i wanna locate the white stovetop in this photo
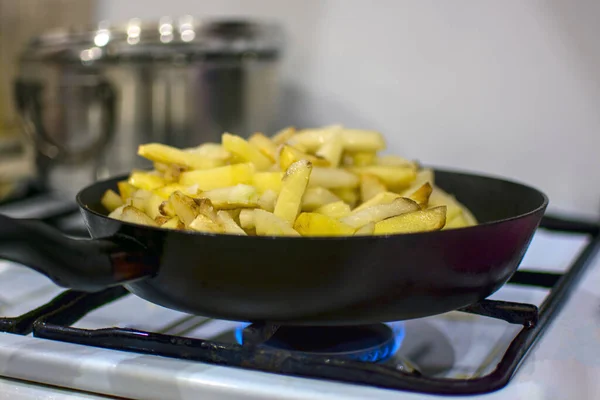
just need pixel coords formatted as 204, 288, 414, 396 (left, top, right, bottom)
0, 228, 597, 400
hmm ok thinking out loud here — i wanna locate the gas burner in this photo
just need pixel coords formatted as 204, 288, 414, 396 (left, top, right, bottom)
235, 323, 405, 363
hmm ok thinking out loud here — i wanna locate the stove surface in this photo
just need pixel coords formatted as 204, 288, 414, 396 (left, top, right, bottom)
0, 196, 598, 399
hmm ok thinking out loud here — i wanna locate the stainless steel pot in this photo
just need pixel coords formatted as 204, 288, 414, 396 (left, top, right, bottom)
14, 18, 284, 197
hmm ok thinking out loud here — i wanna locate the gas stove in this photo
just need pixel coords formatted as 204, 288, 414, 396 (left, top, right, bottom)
0, 193, 598, 400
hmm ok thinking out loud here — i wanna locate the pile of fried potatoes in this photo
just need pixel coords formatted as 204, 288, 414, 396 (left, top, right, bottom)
101, 125, 477, 236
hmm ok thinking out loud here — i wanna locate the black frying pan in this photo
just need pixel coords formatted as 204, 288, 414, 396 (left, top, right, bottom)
0, 168, 547, 325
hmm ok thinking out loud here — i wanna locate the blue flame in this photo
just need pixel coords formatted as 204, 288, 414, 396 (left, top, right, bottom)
234, 322, 405, 363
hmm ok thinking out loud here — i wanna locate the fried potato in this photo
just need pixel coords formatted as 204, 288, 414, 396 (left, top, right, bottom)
249, 133, 278, 162
331, 187, 359, 208
179, 163, 254, 190
107, 123, 478, 236
271, 126, 296, 145
301, 187, 341, 211
169, 191, 200, 226
101, 189, 123, 212
239, 209, 255, 230
274, 160, 312, 225
376, 155, 416, 168
189, 214, 223, 233
309, 167, 359, 189
349, 165, 416, 190
185, 142, 231, 159
373, 206, 446, 235
405, 182, 433, 209
216, 210, 247, 235
294, 128, 385, 152
354, 222, 375, 236
161, 217, 185, 230
117, 181, 137, 201
315, 131, 343, 167
352, 191, 401, 213
128, 171, 167, 191
341, 197, 420, 229
254, 209, 300, 236
118, 206, 159, 227
279, 145, 329, 171
153, 184, 192, 199
201, 184, 259, 209
252, 171, 283, 194
345, 151, 376, 167
315, 201, 352, 219
258, 189, 278, 212
139, 143, 222, 170
359, 174, 386, 203
294, 212, 355, 236
428, 187, 463, 222
222, 133, 272, 171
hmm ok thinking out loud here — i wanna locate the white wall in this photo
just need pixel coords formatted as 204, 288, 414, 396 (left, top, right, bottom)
97, 0, 600, 218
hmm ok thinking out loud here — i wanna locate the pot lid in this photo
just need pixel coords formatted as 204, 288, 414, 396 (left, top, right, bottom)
20, 17, 284, 63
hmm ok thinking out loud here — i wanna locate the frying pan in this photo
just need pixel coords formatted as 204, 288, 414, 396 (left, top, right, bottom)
0, 168, 547, 325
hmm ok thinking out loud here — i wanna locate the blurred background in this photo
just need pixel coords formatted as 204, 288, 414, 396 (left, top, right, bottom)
1, 0, 599, 218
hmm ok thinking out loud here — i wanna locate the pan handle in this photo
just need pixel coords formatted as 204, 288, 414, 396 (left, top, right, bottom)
0, 214, 157, 292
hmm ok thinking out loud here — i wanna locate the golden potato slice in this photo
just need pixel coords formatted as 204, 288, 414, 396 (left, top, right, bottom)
258, 189, 278, 212
274, 160, 313, 225
189, 214, 223, 233
161, 217, 185, 230
376, 155, 416, 168
185, 142, 231, 160
359, 174, 386, 203
216, 210, 247, 235
341, 197, 420, 229
315, 131, 344, 167
443, 214, 469, 230
159, 200, 176, 217
239, 209, 255, 230
294, 128, 385, 152
301, 187, 341, 211
462, 205, 478, 225
406, 182, 433, 209
309, 167, 359, 189
331, 187, 359, 208
169, 191, 200, 226
201, 184, 259, 209
249, 132, 278, 162
294, 213, 355, 236
101, 189, 124, 212
117, 181, 137, 201
144, 193, 165, 219
346, 152, 376, 167
271, 126, 296, 145
128, 171, 166, 191
154, 162, 186, 182
349, 166, 416, 190
373, 206, 446, 235
179, 163, 254, 190
155, 216, 170, 225
108, 204, 126, 219
254, 209, 300, 236
118, 206, 159, 227
252, 171, 283, 194
129, 189, 152, 210
428, 187, 463, 222
352, 191, 400, 213
139, 143, 224, 170
354, 222, 375, 236
222, 133, 272, 171
314, 201, 351, 219
279, 145, 329, 171
153, 184, 192, 199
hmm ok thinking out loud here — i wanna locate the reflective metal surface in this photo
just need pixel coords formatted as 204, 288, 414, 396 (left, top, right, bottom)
14, 17, 284, 197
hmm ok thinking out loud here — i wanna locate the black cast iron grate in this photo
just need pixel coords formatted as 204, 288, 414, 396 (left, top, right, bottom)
1, 215, 599, 395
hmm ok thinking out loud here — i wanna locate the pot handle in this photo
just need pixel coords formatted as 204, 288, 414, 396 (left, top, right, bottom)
14, 79, 116, 165
0, 214, 156, 292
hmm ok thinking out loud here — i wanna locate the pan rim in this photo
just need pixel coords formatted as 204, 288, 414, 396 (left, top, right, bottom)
76, 166, 549, 240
